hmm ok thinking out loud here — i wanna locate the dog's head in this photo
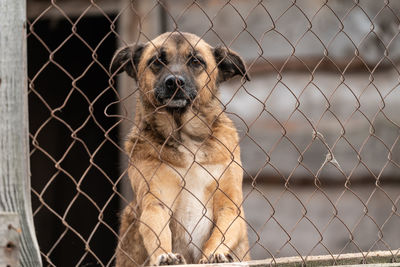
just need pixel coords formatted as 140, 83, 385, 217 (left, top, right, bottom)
110, 32, 250, 110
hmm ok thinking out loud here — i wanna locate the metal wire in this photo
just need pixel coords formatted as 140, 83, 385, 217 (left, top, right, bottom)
27, 0, 400, 266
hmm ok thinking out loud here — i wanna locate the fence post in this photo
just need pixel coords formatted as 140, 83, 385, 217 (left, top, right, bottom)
0, 0, 42, 266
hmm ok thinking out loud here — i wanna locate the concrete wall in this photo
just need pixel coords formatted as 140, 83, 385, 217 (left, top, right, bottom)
220, 69, 399, 181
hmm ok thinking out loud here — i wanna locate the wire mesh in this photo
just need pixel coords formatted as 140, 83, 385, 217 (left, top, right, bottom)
27, 0, 400, 266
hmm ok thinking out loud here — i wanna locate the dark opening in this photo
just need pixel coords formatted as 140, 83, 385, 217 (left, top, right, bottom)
28, 15, 120, 267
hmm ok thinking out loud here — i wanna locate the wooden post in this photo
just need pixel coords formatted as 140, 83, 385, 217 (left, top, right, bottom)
0, 0, 42, 266
0, 213, 20, 266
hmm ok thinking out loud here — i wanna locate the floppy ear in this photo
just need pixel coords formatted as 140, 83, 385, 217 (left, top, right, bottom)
213, 46, 250, 83
109, 44, 145, 80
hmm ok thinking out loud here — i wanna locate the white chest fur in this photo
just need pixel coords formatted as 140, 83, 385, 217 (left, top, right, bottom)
171, 155, 225, 262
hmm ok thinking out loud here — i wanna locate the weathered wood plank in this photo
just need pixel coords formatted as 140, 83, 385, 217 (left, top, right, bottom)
0, 0, 42, 266
0, 213, 20, 267
170, 249, 400, 267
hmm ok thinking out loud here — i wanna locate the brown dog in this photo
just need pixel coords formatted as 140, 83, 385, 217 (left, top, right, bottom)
110, 32, 250, 266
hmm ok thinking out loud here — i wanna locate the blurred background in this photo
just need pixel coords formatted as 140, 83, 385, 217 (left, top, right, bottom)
27, 0, 400, 266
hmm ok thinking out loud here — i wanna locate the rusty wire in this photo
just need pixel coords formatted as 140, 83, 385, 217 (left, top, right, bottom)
27, 0, 400, 266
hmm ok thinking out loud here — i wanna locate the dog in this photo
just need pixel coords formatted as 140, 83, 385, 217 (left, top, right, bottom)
110, 32, 250, 266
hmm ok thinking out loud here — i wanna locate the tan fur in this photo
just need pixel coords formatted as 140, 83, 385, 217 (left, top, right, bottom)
114, 32, 250, 266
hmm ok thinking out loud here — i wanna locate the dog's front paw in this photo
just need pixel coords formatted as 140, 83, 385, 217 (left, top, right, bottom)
156, 253, 186, 265
199, 252, 234, 264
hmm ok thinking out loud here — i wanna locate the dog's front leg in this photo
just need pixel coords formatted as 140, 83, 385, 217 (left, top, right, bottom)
139, 194, 186, 266
200, 179, 245, 263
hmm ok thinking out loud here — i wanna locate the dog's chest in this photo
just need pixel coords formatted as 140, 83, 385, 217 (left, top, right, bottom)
171, 143, 224, 262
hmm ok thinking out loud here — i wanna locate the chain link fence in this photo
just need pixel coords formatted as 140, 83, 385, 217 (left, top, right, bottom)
27, 0, 400, 266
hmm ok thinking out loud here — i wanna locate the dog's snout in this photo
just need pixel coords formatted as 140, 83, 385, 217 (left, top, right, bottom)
157, 73, 196, 107
164, 75, 185, 91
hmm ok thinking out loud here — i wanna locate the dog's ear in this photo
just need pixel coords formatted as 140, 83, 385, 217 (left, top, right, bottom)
110, 44, 145, 80
213, 46, 250, 83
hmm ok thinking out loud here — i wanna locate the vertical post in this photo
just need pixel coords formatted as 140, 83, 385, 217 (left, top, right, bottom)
0, 213, 20, 266
158, 0, 169, 33
0, 0, 42, 266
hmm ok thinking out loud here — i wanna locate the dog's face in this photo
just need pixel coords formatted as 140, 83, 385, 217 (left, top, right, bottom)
110, 32, 249, 110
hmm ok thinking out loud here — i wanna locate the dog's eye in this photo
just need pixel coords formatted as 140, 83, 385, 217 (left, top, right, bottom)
191, 58, 200, 65
153, 58, 163, 67
189, 56, 204, 68
147, 55, 167, 69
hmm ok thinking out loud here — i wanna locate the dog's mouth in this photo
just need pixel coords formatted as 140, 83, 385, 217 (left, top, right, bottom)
154, 82, 197, 109
156, 88, 195, 109
161, 98, 188, 108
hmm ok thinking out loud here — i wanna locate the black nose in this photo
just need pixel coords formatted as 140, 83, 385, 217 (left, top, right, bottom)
164, 75, 185, 92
